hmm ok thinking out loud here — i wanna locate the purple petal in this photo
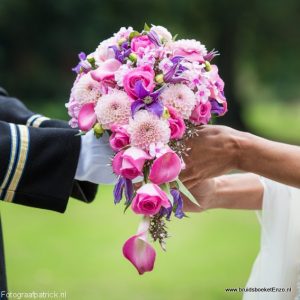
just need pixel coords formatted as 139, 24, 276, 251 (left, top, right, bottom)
113, 177, 125, 204
171, 189, 185, 219
210, 99, 226, 116
147, 30, 161, 47
131, 100, 146, 117
124, 178, 134, 205
134, 80, 150, 99
146, 101, 164, 118
78, 52, 87, 61
204, 49, 219, 61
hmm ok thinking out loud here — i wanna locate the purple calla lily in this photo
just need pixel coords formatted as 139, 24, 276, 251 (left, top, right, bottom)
131, 80, 164, 118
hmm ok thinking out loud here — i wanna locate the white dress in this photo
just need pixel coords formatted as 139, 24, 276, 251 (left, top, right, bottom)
244, 178, 300, 300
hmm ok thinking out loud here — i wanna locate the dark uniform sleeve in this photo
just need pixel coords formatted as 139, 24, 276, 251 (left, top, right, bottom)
0, 89, 98, 203
0, 121, 81, 213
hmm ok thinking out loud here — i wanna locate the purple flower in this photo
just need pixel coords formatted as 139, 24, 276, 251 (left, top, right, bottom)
147, 29, 161, 47
131, 80, 164, 118
113, 176, 134, 205
164, 56, 188, 84
72, 52, 92, 74
170, 189, 186, 219
203, 49, 219, 62
210, 98, 227, 116
110, 42, 131, 63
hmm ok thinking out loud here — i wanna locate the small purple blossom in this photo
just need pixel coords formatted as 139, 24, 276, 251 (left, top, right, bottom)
72, 52, 92, 74
210, 98, 226, 116
203, 49, 219, 62
110, 42, 131, 63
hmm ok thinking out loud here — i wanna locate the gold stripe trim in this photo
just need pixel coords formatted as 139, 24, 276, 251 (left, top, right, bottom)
32, 116, 50, 128
0, 124, 17, 191
26, 114, 42, 127
4, 125, 30, 202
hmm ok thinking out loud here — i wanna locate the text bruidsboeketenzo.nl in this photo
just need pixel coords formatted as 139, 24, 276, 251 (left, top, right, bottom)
225, 287, 292, 293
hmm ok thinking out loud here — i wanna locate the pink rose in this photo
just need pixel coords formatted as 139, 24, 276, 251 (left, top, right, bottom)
167, 106, 186, 140
109, 126, 130, 151
112, 147, 151, 180
123, 65, 155, 99
131, 183, 171, 215
131, 35, 155, 57
190, 101, 212, 125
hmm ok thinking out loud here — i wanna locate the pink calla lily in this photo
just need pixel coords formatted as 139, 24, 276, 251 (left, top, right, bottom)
122, 217, 156, 275
148, 150, 182, 185
78, 102, 97, 131
91, 58, 122, 82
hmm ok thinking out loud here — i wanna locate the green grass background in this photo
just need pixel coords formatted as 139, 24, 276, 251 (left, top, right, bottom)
1, 100, 299, 300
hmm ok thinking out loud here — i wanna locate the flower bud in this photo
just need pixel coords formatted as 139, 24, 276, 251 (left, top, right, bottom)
162, 106, 170, 119
155, 74, 164, 84
118, 38, 127, 46
205, 61, 211, 71
128, 53, 137, 63
93, 123, 104, 138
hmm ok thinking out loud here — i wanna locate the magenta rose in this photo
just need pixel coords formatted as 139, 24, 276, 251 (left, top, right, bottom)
123, 65, 155, 99
109, 125, 130, 151
111, 147, 151, 180
131, 183, 171, 215
131, 35, 155, 57
190, 101, 212, 125
167, 106, 186, 140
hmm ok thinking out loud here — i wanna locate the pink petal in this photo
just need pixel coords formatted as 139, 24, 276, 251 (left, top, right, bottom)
122, 218, 156, 275
149, 151, 182, 185
78, 103, 97, 131
91, 59, 122, 82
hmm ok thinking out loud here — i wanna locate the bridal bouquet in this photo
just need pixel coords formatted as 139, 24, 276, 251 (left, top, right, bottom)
66, 24, 227, 274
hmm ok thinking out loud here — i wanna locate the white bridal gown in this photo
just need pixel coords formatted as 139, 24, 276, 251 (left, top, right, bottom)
244, 178, 300, 300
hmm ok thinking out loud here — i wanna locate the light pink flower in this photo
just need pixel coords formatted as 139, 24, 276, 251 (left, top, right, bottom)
94, 37, 116, 63
167, 106, 186, 140
159, 84, 196, 119
95, 90, 131, 129
151, 25, 172, 43
109, 125, 130, 151
123, 65, 155, 99
190, 100, 212, 125
131, 35, 155, 57
112, 147, 151, 180
114, 26, 134, 40
128, 110, 170, 150
78, 102, 97, 131
149, 142, 168, 158
123, 217, 156, 275
149, 149, 182, 185
170, 39, 207, 62
131, 184, 171, 215
71, 73, 101, 105
66, 97, 81, 128
91, 58, 122, 82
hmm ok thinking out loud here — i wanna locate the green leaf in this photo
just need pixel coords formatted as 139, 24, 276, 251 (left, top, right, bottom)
144, 23, 150, 32
75, 131, 86, 136
175, 179, 200, 207
129, 31, 140, 41
160, 183, 174, 205
172, 34, 178, 41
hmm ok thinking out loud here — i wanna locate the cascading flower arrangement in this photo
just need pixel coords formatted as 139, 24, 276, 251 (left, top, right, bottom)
66, 24, 227, 275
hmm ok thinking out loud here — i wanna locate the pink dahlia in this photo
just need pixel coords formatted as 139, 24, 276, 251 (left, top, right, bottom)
128, 110, 170, 150
71, 73, 101, 105
159, 84, 196, 119
95, 90, 131, 129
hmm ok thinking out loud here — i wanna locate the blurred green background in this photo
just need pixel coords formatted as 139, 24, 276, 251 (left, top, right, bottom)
0, 0, 299, 299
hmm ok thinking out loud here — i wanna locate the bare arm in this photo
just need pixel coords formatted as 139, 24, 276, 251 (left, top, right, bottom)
183, 173, 264, 212
180, 125, 300, 189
